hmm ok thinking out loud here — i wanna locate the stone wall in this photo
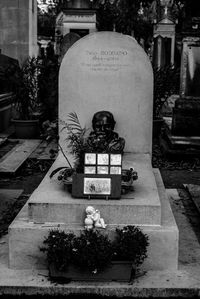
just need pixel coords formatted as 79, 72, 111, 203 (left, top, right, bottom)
0, 0, 37, 64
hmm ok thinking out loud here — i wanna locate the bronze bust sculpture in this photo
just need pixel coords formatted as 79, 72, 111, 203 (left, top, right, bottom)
87, 111, 125, 153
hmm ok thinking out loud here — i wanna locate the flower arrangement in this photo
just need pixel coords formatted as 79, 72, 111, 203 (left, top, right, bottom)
71, 229, 113, 273
49, 112, 138, 193
40, 230, 75, 271
112, 225, 149, 267
41, 225, 149, 279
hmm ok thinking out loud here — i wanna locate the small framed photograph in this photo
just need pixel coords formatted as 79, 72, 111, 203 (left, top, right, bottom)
110, 166, 122, 175
110, 154, 122, 165
84, 178, 111, 195
97, 153, 109, 165
85, 153, 96, 165
97, 166, 109, 174
84, 166, 96, 174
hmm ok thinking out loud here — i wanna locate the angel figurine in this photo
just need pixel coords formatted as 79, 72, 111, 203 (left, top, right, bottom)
84, 206, 107, 229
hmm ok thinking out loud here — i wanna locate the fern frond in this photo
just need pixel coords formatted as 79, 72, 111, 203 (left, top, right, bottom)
68, 112, 84, 133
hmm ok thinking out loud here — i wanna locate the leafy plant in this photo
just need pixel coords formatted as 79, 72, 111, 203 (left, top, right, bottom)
48, 113, 88, 180
153, 65, 180, 119
112, 225, 149, 267
57, 112, 92, 172
72, 229, 113, 273
7, 57, 43, 120
37, 56, 59, 121
41, 230, 76, 271
96, 0, 153, 52
41, 225, 149, 275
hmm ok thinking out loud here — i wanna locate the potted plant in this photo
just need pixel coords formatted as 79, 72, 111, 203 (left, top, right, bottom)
9, 57, 44, 138
153, 65, 180, 138
112, 225, 149, 278
41, 225, 149, 282
40, 229, 76, 272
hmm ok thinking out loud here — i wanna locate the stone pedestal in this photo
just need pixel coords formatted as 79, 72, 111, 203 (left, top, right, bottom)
9, 154, 178, 271
28, 154, 161, 226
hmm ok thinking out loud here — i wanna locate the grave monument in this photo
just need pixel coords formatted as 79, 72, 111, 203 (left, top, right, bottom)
163, 37, 200, 154
9, 32, 178, 273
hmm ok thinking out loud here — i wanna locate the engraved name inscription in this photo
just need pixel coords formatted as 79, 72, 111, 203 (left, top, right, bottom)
81, 49, 130, 72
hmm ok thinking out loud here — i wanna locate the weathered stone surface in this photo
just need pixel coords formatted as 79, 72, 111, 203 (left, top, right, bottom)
0, 140, 41, 174
8, 169, 178, 271
0, 0, 37, 63
28, 154, 161, 225
59, 32, 153, 154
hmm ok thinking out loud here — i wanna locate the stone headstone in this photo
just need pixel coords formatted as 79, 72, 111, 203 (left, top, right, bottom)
172, 37, 200, 136
180, 38, 200, 98
59, 32, 153, 154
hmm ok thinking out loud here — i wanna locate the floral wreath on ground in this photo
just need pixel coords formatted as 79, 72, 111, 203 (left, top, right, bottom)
49, 112, 138, 194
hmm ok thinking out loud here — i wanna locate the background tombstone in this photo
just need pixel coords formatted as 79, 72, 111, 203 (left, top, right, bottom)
59, 32, 81, 64
59, 32, 153, 155
171, 37, 200, 137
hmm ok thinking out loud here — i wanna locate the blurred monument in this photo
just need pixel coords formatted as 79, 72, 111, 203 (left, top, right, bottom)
163, 37, 200, 154
58, 32, 81, 64
152, 0, 176, 68
55, 0, 97, 57
0, 0, 37, 64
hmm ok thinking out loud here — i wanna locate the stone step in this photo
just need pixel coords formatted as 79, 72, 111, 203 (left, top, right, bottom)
30, 140, 58, 160
8, 168, 178, 271
0, 139, 41, 175
28, 154, 161, 226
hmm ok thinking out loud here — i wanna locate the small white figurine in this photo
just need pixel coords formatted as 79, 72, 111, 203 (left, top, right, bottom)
85, 206, 107, 229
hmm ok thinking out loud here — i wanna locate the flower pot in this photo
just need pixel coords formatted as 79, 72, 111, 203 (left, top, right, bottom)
12, 119, 39, 139
49, 261, 133, 282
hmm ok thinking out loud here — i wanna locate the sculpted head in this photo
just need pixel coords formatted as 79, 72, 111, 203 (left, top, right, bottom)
86, 206, 95, 215
92, 111, 116, 136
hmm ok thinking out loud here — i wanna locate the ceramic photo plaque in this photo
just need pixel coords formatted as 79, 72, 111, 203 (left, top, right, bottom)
84, 177, 111, 195
97, 153, 109, 165
110, 166, 121, 175
97, 166, 109, 174
110, 154, 122, 165
84, 166, 96, 174
85, 153, 96, 165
